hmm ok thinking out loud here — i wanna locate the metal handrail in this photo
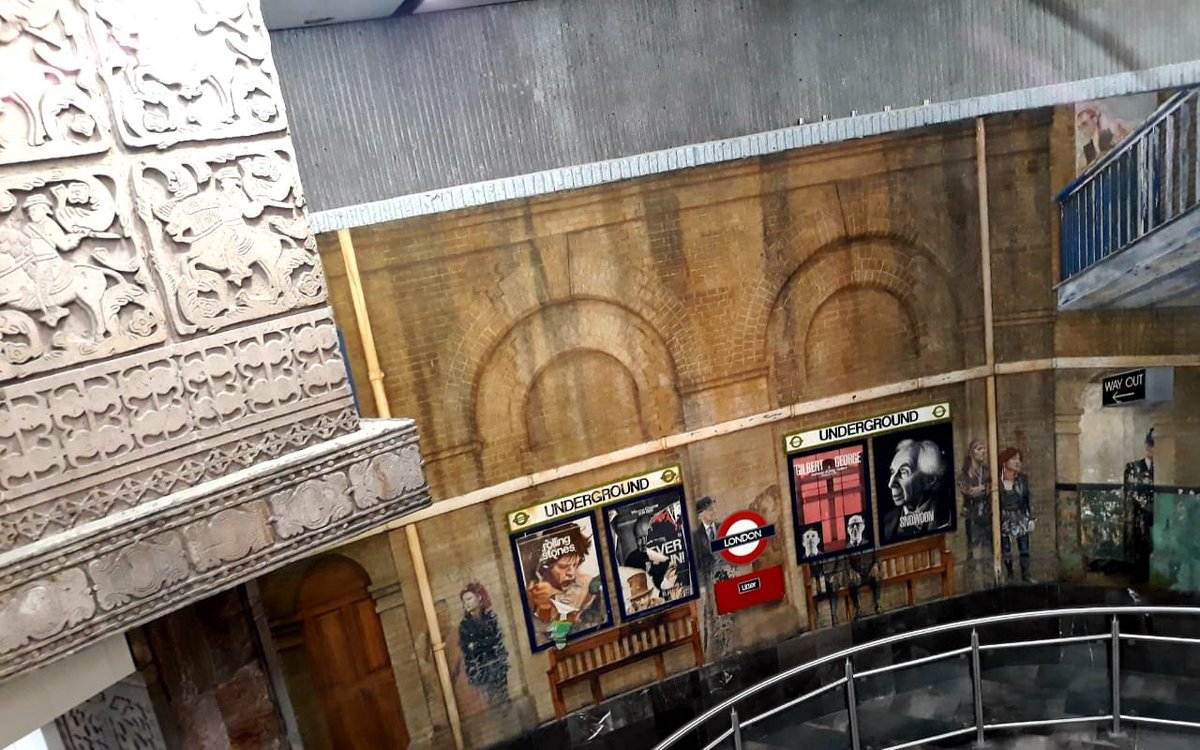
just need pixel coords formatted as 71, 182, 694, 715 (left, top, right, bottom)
1056, 87, 1200, 282
652, 605, 1200, 750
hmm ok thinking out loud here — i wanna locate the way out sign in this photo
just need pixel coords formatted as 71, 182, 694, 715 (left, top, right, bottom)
1102, 368, 1174, 408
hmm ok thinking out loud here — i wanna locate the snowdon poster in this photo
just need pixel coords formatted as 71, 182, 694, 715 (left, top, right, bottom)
872, 422, 957, 545
603, 487, 699, 622
511, 515, 612, 652
789, 442, 874, 564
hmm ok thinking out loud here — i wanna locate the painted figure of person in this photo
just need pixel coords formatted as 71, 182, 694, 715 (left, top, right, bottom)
957, 438, 992, 557
881, 439, 949, 541
1123, 428, 1156, 583
524, 523, 604, 630
692, 496, 732, 585
692, 496, 733, 656
846, 514, 867, 548
458, 583, 509, 705
997, 447, 1036, 583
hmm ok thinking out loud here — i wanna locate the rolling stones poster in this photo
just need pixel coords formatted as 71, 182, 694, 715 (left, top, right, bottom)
603, 487, 699, 622
789, 442, 874, 564
511, 515, 612, 652
873, 422, 957, 546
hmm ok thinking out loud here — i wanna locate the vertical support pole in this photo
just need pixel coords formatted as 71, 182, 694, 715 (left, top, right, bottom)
336, 228, 390, 419
976, 118, 1003, 585
335, 229, 464, 749
730, 707, 743, 750
971, 629, 985, 747
408, 524, 465, 750
845, 658, 861, 750
1111, 616, 1122, 736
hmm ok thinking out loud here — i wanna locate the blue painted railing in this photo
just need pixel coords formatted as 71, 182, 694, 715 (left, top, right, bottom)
1057, 88, 1198, 281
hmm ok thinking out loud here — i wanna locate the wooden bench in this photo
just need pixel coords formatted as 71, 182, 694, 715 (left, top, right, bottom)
547, 602, 704, 717
802, 536, 953, 627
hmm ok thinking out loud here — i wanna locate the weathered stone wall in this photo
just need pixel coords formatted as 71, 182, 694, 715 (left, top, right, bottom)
0, 0, 430, 691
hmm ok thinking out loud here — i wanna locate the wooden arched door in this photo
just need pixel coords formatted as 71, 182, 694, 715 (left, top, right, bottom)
298, 558, 409, 749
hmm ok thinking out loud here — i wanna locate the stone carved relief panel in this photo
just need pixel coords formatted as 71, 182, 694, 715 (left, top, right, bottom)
269, 474, 353, 539
56, 676, 167, 750
349, 443, 425, 508
0, 422, 430, 683
183, 502, 272, 572
0, 308, 348, 505
0, 0, 111, 165
0, 405, 358, 552
0, 170, 165, 380
133, 147, 324, 334
81, 0, 285, 148
0, 567, 93, 654
88, 531, 189, 610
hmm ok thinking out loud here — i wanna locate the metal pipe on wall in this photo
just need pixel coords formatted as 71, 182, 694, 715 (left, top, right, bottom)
335, 229, 465, 750
976, 117, 1004, 584
337, 228, 390, 419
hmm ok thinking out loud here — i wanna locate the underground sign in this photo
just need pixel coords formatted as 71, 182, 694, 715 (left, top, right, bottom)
711, 511, 776, 565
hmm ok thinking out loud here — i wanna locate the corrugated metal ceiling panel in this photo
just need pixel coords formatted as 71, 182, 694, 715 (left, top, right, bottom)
269, 0, 1200, 213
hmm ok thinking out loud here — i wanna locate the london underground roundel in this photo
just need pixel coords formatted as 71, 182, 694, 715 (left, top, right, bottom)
716, 511, 774, 565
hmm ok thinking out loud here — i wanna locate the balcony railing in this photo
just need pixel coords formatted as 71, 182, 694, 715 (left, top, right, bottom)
653, 606, 1200, 750
1058, 88, 1200, 281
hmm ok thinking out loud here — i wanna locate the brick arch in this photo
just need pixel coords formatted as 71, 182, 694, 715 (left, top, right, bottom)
440, 245, 699, 448
473, 300, 683, 480
765, 236, 962, 406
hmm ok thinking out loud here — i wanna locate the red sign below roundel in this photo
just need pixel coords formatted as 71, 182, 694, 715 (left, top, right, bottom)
717, 511, 770, 565
714, 565, 786, 615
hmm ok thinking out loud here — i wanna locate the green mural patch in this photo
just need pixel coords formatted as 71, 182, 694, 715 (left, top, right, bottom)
1079, 488, 1125, 564
1151, 491, 1200, 591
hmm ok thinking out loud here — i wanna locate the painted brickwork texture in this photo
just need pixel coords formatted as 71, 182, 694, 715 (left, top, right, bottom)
295, 107, 1200, 747
294, 111, 1093, 747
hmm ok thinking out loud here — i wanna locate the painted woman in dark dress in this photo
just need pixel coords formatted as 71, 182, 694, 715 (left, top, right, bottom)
458, 582, 509, 704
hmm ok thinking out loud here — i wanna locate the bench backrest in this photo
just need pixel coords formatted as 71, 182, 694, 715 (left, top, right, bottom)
547, 602, 699, 680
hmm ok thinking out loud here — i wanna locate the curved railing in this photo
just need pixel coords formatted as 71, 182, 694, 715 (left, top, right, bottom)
653, 606, 1200, 750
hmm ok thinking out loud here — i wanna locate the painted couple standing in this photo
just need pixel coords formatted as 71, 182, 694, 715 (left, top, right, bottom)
958, 439, 1037, 583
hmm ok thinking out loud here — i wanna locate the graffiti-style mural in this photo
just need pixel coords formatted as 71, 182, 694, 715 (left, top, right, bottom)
457, 582, 509, 707
1123, 428, 1156, 582
692, 495, 734, 657
997, 447, 1037, 583
957, 437, 993, 585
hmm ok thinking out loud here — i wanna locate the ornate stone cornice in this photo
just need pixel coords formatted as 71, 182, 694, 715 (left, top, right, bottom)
0, 418, 431, 684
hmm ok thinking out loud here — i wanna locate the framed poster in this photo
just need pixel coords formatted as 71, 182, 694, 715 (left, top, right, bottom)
511, 515, 612, 652
603, 486, 699, 622
873, 422, 957, 546
789, 442, 873, 564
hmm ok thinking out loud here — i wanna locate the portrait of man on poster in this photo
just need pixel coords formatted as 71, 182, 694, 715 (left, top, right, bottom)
874, 423, 956, 545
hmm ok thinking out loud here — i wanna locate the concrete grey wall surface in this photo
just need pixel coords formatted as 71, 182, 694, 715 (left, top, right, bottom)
270, 0, 1200, 212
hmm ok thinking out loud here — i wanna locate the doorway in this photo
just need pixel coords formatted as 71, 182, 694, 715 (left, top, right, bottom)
297, 558, 409, 749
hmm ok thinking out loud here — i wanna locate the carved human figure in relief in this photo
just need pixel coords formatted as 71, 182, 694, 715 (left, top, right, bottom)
18, 193, 86, 324
142, 156, 321, 333
0, 180, 161, 375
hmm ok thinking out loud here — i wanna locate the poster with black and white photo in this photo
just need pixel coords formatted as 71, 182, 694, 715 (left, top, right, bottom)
511, 515, 612, 652
873, 422, 957, 546
603, 487, 699, 622
789, 442, 874, 564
